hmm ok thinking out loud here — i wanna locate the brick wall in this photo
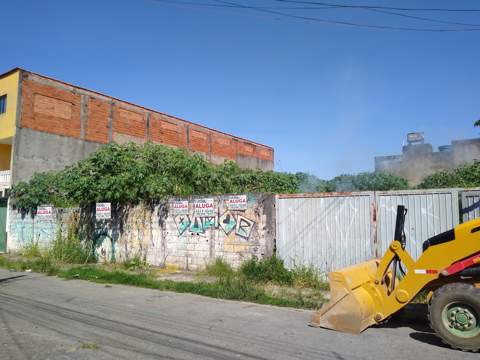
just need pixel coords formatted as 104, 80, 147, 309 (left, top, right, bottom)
17, 71, 274, 174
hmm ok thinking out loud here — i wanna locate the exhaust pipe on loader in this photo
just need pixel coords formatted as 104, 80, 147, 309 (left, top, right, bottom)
310, 205, 480, 352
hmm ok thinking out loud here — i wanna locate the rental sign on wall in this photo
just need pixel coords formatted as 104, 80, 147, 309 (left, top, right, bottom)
37, 205, 54, 220
171, 200, 189, 215
226, 195, 248, 211
193, 198, 215, 216
96, 202, 111, 220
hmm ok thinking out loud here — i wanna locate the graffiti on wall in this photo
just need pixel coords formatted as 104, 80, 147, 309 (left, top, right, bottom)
175, 215, 191, 235
219, 211, 236, 235
10, 213, 57, 248
173, 207, 256, 239
236, 215, 254, 239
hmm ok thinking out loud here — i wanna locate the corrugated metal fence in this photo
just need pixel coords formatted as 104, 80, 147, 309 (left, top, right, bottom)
276, 189, 470, 273
276, 193, 374, 271
461, 189, 480, 221
376, 189, 459, 261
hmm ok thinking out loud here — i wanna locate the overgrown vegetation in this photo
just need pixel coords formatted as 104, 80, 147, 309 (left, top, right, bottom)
0, 252, 327, 309
240, 256, 293, 285
56, 266, 320, 308
80, 343, 100, 350
11, 140, 480, 212
5, 217, 95, 274
204, 258, 235, 277
10, 143, 299, 210
0, 254, 58, 274
49, 222, 94, 264
418, 160, 480, 189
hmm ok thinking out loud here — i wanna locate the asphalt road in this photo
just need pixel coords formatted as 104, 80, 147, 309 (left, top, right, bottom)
0, 269, 476, 360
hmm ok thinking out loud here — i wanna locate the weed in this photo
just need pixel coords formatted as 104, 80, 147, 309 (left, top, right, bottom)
49, 227, 94, 264
240, 256, 293, 285
80, 342, 100, 350
122, 255, 147, 271
20, 241, 42, 258
57, 266, 322, 309
0, 255, 58, 274
291, 265, 329, 290
204, 258, 234, 278
0, 254, 326, 310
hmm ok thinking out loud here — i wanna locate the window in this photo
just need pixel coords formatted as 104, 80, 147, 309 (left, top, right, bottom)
0, 95, 6, 115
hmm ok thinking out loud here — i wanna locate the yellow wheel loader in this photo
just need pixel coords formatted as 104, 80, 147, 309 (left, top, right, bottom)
311, 205, 480, 352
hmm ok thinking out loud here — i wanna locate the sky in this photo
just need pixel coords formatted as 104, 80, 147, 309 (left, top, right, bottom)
2, 0, 480, 179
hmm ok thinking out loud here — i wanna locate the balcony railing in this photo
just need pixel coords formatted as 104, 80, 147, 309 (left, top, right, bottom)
0, 170, 11, 188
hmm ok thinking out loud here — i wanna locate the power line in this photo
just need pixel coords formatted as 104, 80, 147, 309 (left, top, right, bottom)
152, 0, 480, 27
150, 0, 342, 9
212, 0, 480, 31
367, 8, 480, 27
272, 0, 480, 12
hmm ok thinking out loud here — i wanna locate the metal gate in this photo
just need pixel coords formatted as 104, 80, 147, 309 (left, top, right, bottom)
276, 192, 374, 273
0, 198, 7, 252
461, 189, 480, 222
376, 189, 459, 261
276, 189, 460, 272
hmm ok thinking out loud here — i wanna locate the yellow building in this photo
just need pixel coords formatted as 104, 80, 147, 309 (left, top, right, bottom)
0, 69, 18, 189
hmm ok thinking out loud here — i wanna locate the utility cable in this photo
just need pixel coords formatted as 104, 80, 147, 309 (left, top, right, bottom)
212, 0, 480, 31
272, 0, 480, 12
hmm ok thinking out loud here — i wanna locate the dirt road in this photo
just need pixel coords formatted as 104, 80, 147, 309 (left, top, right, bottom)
0, 269, 476, 360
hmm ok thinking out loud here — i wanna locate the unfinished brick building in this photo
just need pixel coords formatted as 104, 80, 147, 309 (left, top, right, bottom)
0, 68, 274, 186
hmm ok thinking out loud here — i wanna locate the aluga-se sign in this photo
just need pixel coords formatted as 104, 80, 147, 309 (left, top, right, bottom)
96, 202, 111, 220
37, 205, 53, 220
226, 195, 248, 210
193, 198, 215, 216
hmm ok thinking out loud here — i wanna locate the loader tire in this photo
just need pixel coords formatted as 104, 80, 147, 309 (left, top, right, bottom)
428, 283, 480, 352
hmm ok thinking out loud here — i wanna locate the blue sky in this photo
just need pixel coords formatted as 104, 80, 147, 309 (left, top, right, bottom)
2, 0, 479, 179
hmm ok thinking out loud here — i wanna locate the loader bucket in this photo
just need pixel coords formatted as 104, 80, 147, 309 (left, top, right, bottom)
310, 259, 383, 334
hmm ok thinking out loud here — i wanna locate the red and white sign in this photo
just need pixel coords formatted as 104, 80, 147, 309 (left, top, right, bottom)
193, 198, 215, 216
414, 269, 438, 275
96, 202, 111, 220
227, 195, 248, 210
37, 205, 53, 220
171, 200, 189, 215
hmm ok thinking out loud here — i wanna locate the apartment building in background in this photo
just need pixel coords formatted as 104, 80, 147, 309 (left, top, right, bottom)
375, 132, 480, 185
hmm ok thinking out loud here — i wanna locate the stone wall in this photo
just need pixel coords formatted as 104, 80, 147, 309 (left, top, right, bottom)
7, 193, 275, 270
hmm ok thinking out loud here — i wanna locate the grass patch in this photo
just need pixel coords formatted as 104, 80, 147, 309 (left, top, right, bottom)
121, 255, 148, 272
291, 265, 329, 291
239, 256, 293, 285
57, 266, 322, 309
20, 241, 42, 258
80, 342, 100, 350
0, 254, 58, 275
204, 258, 234, 277
0, 254, 326, 310
50, 227, 94, 264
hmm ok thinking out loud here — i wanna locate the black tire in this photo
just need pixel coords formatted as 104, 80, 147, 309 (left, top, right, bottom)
428, 283, 480, 352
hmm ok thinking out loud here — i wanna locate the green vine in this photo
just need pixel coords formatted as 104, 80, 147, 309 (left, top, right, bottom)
10, 142, 299, 210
